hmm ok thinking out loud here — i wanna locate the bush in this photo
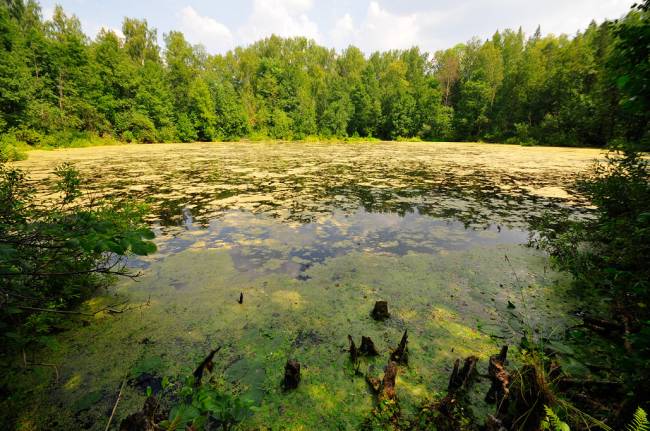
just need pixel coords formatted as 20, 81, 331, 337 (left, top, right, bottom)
0, 161, 156, 352
157, 125, 178, 142
0, 134, 28, 161
116, 110, 158, 143
122, 130, 135, 143
534, 149, 650, 374
176, 113, 198, 143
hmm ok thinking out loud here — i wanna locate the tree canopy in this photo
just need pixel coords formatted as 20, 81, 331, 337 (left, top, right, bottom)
0, 0, 648, 153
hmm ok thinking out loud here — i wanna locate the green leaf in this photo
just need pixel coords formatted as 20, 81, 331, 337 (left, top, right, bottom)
131, 241, 157, 256
168, 404, 200, 430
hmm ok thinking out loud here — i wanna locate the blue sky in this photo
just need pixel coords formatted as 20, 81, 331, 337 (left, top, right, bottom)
39, 0, 636, 54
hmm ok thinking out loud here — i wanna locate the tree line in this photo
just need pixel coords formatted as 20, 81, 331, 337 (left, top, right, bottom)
0, 0, 647, 153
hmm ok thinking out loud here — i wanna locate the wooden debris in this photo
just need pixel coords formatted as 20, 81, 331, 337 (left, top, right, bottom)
485, 345, 510, 406
283, 359, 301, 390
119, 396, 160, 431
389, 329, 408, 365
371, 300, 390, 321
360, 336, 379, 356
419, 356, 480, 431
105, 377, 127, 431
496, 364, 553, 430
447, 355, 478, 394
381, 361, 398, 401
193, 347, 222, 385
366, 361, 398, 401
348, 335, 359, 363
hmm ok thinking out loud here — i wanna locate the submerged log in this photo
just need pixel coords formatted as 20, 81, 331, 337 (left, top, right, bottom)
485, 345, 510, 405
193, 347, 222, 385
283, 359, 301, 390
389, 329, 408, 365
447, 355, 478, 394
371, 301, 390, 321
360, 336, 379, 356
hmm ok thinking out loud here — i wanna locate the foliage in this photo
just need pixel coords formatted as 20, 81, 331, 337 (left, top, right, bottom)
541, 406, 649, 431
0, 160, 156, 352
627, 407, 650, 431
541, 406, 570, 431
0, 0, 646, 147
534, 150, 650, 397
152, 375, 252, 431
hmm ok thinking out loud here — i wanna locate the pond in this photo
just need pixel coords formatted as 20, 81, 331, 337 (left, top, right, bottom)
11, 141, 602, 430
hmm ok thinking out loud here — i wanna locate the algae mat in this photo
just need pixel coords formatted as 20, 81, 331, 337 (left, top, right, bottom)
8, 142, 602, 430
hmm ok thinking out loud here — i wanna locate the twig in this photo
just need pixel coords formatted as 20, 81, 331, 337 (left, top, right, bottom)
17, 299, 140, 317
17, 305, 95, 316
22, 349, 60, 382
31, 362, 60, 382
106, 298, 150, 314
105, 376, 127, 431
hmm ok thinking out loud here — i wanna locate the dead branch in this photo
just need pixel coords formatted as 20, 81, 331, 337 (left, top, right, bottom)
105, 377, 127, 431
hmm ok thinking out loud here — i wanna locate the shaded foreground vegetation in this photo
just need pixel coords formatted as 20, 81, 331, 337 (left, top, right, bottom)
0, 160, 156, 353
1, 0, 649, 160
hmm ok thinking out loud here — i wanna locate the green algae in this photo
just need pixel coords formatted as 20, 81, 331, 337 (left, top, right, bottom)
6, 243, 577, 430
4, 142, 598, 430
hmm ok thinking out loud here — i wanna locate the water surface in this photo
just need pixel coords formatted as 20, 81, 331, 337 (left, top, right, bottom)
11, 142, 601, 429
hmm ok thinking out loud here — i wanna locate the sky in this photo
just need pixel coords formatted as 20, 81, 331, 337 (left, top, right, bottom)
38, 0, 636, 54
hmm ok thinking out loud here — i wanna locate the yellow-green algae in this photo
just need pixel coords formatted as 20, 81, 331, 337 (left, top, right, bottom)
5, 141, 598, 430
9, 243, 576, 430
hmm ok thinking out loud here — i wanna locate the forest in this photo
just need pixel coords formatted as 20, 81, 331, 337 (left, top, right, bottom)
1, 0, 648, 159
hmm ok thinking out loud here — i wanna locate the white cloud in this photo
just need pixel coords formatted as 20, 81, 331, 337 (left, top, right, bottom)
98, 25, 125, 40
179, 5, 233, 52
238, 0, 321, 44
158, 1, 633, 56
41, 6, 54, 21
330, 2, 421, 53
328, 0, 633, 54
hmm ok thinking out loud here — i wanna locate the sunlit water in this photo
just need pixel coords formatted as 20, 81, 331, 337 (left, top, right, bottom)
10, 142, 602, 429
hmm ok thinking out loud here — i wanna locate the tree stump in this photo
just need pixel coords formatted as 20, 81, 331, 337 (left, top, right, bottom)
366, 361, 398, 401
447, 355, 478, 393
283, 359, 301, 390
371, 301, 390, 321
348, 335, 359, 363
381, 361, 398, 401
360, 336, 379, 356
485, 345, 510, 405
389, 329, 408, 364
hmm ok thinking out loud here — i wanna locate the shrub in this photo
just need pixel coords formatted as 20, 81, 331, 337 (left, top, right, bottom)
0, 161, 156, 352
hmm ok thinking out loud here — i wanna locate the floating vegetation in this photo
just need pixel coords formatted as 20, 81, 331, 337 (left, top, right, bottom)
4, 142, 600, 429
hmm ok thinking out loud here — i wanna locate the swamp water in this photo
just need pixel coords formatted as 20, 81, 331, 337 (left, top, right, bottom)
10, 142, 602, 429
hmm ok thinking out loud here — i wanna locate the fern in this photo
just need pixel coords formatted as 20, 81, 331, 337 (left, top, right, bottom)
542, 406, 570, 431
627, 408, 649, 431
